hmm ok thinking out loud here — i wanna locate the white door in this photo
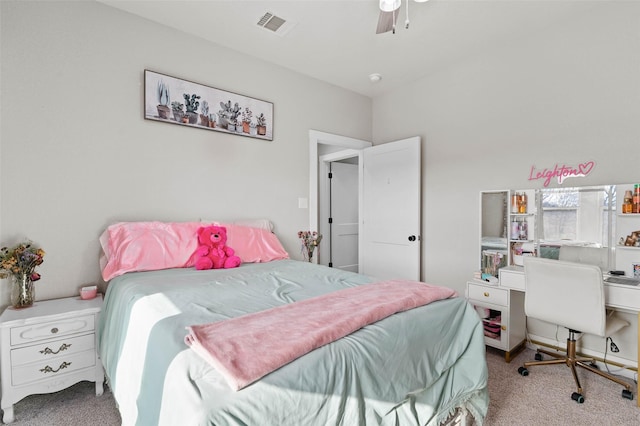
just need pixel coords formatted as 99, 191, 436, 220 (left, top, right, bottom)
329, 160, 359, 272
360, 137, 421, 281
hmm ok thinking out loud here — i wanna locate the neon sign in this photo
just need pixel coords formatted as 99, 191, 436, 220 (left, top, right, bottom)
528, 161, 595, 187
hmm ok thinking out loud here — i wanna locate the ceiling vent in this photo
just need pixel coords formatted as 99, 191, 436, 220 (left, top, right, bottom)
257, 12, 296, 37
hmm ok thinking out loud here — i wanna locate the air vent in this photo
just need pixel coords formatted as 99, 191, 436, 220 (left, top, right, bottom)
257, 12, 297, 37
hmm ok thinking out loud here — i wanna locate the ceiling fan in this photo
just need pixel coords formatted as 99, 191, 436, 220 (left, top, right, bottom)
376, 0, 429, 34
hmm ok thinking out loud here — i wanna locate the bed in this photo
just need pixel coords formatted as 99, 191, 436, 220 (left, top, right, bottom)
97, 222, 489, 426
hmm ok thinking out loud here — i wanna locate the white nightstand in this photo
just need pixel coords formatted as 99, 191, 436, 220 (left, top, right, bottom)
0, 295, 104, 423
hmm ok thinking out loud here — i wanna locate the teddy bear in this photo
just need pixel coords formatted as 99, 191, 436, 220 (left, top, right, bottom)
193, 225, 241, 270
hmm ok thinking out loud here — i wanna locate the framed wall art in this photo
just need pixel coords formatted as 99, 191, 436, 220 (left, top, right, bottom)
144, 70, 273, 141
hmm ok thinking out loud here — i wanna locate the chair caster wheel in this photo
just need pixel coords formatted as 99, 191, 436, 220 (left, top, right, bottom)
622, 389, 634, 400
571, 392, 585, 403
518, 366, 529, 376
535, 353, 543, 361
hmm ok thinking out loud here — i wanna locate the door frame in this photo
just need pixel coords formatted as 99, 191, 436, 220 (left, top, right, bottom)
309, 130, 372, 265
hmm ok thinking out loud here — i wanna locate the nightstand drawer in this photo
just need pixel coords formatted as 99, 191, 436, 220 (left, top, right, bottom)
11, 333, 95, 367
11, 349, 96, 386
10, 314, 95, 346
468, 283, 508, 306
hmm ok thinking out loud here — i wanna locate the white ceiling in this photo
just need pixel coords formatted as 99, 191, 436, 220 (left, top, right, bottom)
98, 0, 600, 98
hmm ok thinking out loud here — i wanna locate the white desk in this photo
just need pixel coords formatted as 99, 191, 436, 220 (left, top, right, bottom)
499, 266, 640, 312
499, 265, 640, 406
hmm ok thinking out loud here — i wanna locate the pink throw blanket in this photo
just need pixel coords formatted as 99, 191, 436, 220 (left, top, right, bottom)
185, 280, 457, 390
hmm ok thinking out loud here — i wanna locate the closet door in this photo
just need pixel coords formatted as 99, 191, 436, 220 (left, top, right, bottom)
360, 136, 421, 281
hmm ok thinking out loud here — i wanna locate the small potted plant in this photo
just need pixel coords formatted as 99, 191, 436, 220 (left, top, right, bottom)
217, 100, 241, 130
241, 107, 253, 134
171, 101, 184, 123
199, 100, 210, 127
256, 113, 267, 136
208, 112, 217, 128
227, 118, 237, 132
183, 93, 201, 124
249, 121, 257, 136
156, 81, 171, 119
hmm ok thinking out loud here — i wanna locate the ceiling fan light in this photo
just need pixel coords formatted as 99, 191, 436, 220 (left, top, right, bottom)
379, 0, 401, 12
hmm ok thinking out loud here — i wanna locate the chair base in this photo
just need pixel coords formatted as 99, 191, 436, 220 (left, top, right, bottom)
518, 333, 633, 403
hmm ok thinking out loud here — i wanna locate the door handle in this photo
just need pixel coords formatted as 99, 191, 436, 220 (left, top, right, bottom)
408, 235, 417, 242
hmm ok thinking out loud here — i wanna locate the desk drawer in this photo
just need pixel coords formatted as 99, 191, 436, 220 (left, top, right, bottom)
10, 315, 94, 346
605, 284, 640, 312
499, 269, 525, 291
11, 333, 95, 367
11, 349, 96, 386
468, 283, 508, 306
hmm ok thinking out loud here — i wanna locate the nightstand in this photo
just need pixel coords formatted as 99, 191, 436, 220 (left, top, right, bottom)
0, 295, 104, 423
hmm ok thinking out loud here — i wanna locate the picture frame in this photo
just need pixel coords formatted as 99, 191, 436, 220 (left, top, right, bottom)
144, 70, 273, 141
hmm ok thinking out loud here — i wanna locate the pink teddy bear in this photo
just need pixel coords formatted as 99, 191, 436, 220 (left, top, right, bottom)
193, 225, 241, 270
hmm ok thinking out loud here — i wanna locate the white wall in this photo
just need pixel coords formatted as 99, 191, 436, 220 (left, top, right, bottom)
373, 1, 640, 293
373, 2, 640, 363
0, 0, 372, 303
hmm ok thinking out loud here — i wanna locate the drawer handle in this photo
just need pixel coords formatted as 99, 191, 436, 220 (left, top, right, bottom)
483, 292, 490, 297
40, 343, 72, 355
50, 327, 59, 334
40, 361, 72, 374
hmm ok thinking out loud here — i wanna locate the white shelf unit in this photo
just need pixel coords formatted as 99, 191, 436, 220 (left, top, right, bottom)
466, 280, 526, 362
508, 189, 537, 267
615, 184, 640, 278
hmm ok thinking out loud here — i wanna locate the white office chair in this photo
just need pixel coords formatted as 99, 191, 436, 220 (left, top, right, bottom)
558, 245, 609, 271
517, 257, 634, 403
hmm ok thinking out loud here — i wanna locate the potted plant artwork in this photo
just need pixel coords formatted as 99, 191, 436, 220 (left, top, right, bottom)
171, 101, 184, 123
183, 93, 201, 124
199, 101, 210, 127
256, 113, 267, 136
156, 81, 171, 119
241, 107, 252, 134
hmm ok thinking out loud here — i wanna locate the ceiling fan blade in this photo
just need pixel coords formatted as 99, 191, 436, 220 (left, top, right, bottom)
376, 9, 399, 34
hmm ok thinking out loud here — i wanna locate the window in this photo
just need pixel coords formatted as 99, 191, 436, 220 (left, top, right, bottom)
539, 186, 615, 247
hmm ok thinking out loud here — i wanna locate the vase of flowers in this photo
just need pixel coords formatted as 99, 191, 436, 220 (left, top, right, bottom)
298, 231, 322, 262
0, 241, 45, 309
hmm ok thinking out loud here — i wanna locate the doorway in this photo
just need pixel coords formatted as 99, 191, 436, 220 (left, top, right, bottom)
309, 130, 371, 268
309, 130, 422, 281
319, 152, 359, 272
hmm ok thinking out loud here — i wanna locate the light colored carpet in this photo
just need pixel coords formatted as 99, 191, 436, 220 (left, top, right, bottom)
5, 381, 120, 426
485, 346, 640, 425
4, 347, 640, 425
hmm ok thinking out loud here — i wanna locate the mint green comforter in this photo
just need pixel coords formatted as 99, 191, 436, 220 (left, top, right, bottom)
98, 260, 488, 426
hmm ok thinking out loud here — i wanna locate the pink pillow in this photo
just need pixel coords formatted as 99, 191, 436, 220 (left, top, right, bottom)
222, 224, 289, 263
100, 221, 202, 281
